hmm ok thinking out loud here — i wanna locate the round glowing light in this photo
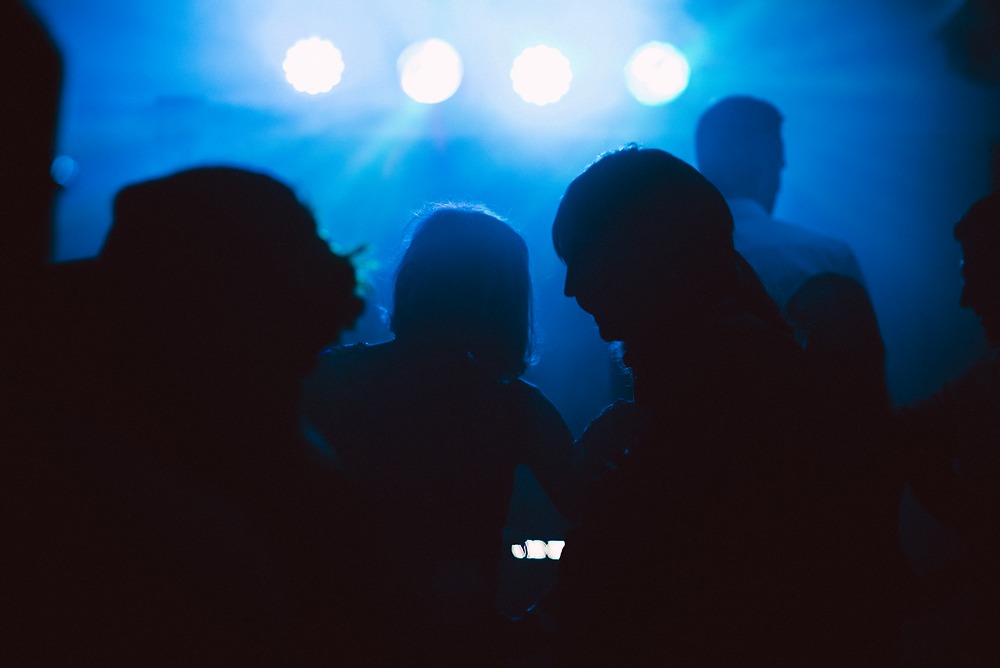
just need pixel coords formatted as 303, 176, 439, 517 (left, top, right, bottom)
282, 37, 345, 95
398, 38, 463, 104
510, 45, 573, 106
625, 41, 690, 105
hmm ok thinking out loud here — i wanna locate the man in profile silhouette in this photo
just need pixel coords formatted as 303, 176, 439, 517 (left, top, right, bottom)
695, 95, 865, 309
545, 146, 835, 665
901, 192, 1000, 665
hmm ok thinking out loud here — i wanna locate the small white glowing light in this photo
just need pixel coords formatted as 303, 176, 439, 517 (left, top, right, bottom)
283, 37, 345, 95
398, 38, 463, 104
525, 540, 548, 559
625, 41, 690, 106
510, 45, 573, 106
512, 540, 566, 560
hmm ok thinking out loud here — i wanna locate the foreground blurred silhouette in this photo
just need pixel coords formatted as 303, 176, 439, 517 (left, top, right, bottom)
542, 146, 863, 665
8, 162, 397, 662
899, 192, 1000, 665
94, 166, 378, 662
0, 0, 60, 284
0, 0, 70, 392
696, 95, 866, 309
302, 204, 577, 664
0, 3, 104, 662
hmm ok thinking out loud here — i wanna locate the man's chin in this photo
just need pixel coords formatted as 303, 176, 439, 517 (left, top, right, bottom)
595, 319, 626, 343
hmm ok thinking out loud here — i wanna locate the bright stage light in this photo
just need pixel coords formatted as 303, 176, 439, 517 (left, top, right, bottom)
283, 37, 345, 95
625, 41, 690, 105
510, 45, 573, 106
398, 38, 463, 104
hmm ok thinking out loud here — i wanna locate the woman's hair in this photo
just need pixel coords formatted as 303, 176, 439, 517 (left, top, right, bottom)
389, 203, 533, 379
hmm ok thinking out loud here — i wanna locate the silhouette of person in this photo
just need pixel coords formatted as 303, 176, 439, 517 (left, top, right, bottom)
543, 145, 851, 665
787, 273, 911, 664
302, 203, 577, 664
0, 5, 106, 662
899, 192, 1000, 665
0, 0, 61, 284
11, 164, 395, 663
0, 0, 72, 393
695, 95, 866, 309
95, 166, 387, 661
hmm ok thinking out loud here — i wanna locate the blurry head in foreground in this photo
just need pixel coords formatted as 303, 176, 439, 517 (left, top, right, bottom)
103, 166, 363, 383
0, 0, 63, 279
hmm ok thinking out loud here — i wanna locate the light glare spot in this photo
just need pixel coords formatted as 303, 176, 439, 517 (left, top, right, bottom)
512, 539, 566, 560
625, 41, 690, 105
525, 540, 548, 559
283, 37, 345, 95
545, 540, 565, 560
398, 38, 463, 104
510, 45, 573, 106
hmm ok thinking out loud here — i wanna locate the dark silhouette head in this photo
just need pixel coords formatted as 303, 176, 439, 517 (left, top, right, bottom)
695, 95, 784, 214
1, 0, 63, 278
102, 167, 363, 387
787, 273, 889, 415
954, 191, 1000, 346
390, 203, 533, 380
552, 145, 737, 348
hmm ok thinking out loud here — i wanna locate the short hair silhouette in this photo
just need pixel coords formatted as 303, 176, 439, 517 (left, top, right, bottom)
552, 145, 748, 349
553, 145, 734, 268
695, 95, 784, 207
389, 203, 533, 379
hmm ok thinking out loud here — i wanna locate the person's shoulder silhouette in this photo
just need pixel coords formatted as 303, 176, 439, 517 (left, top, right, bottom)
898, 191, 1000, 665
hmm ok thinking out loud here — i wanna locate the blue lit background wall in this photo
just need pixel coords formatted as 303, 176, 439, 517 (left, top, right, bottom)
27, 0, 1000, 608
31, 0, 999, 413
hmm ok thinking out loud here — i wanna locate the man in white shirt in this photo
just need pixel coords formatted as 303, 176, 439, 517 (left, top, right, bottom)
695, 96, 865, 309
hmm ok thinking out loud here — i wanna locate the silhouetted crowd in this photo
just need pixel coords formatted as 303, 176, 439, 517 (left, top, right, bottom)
3, 2, 998, 665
